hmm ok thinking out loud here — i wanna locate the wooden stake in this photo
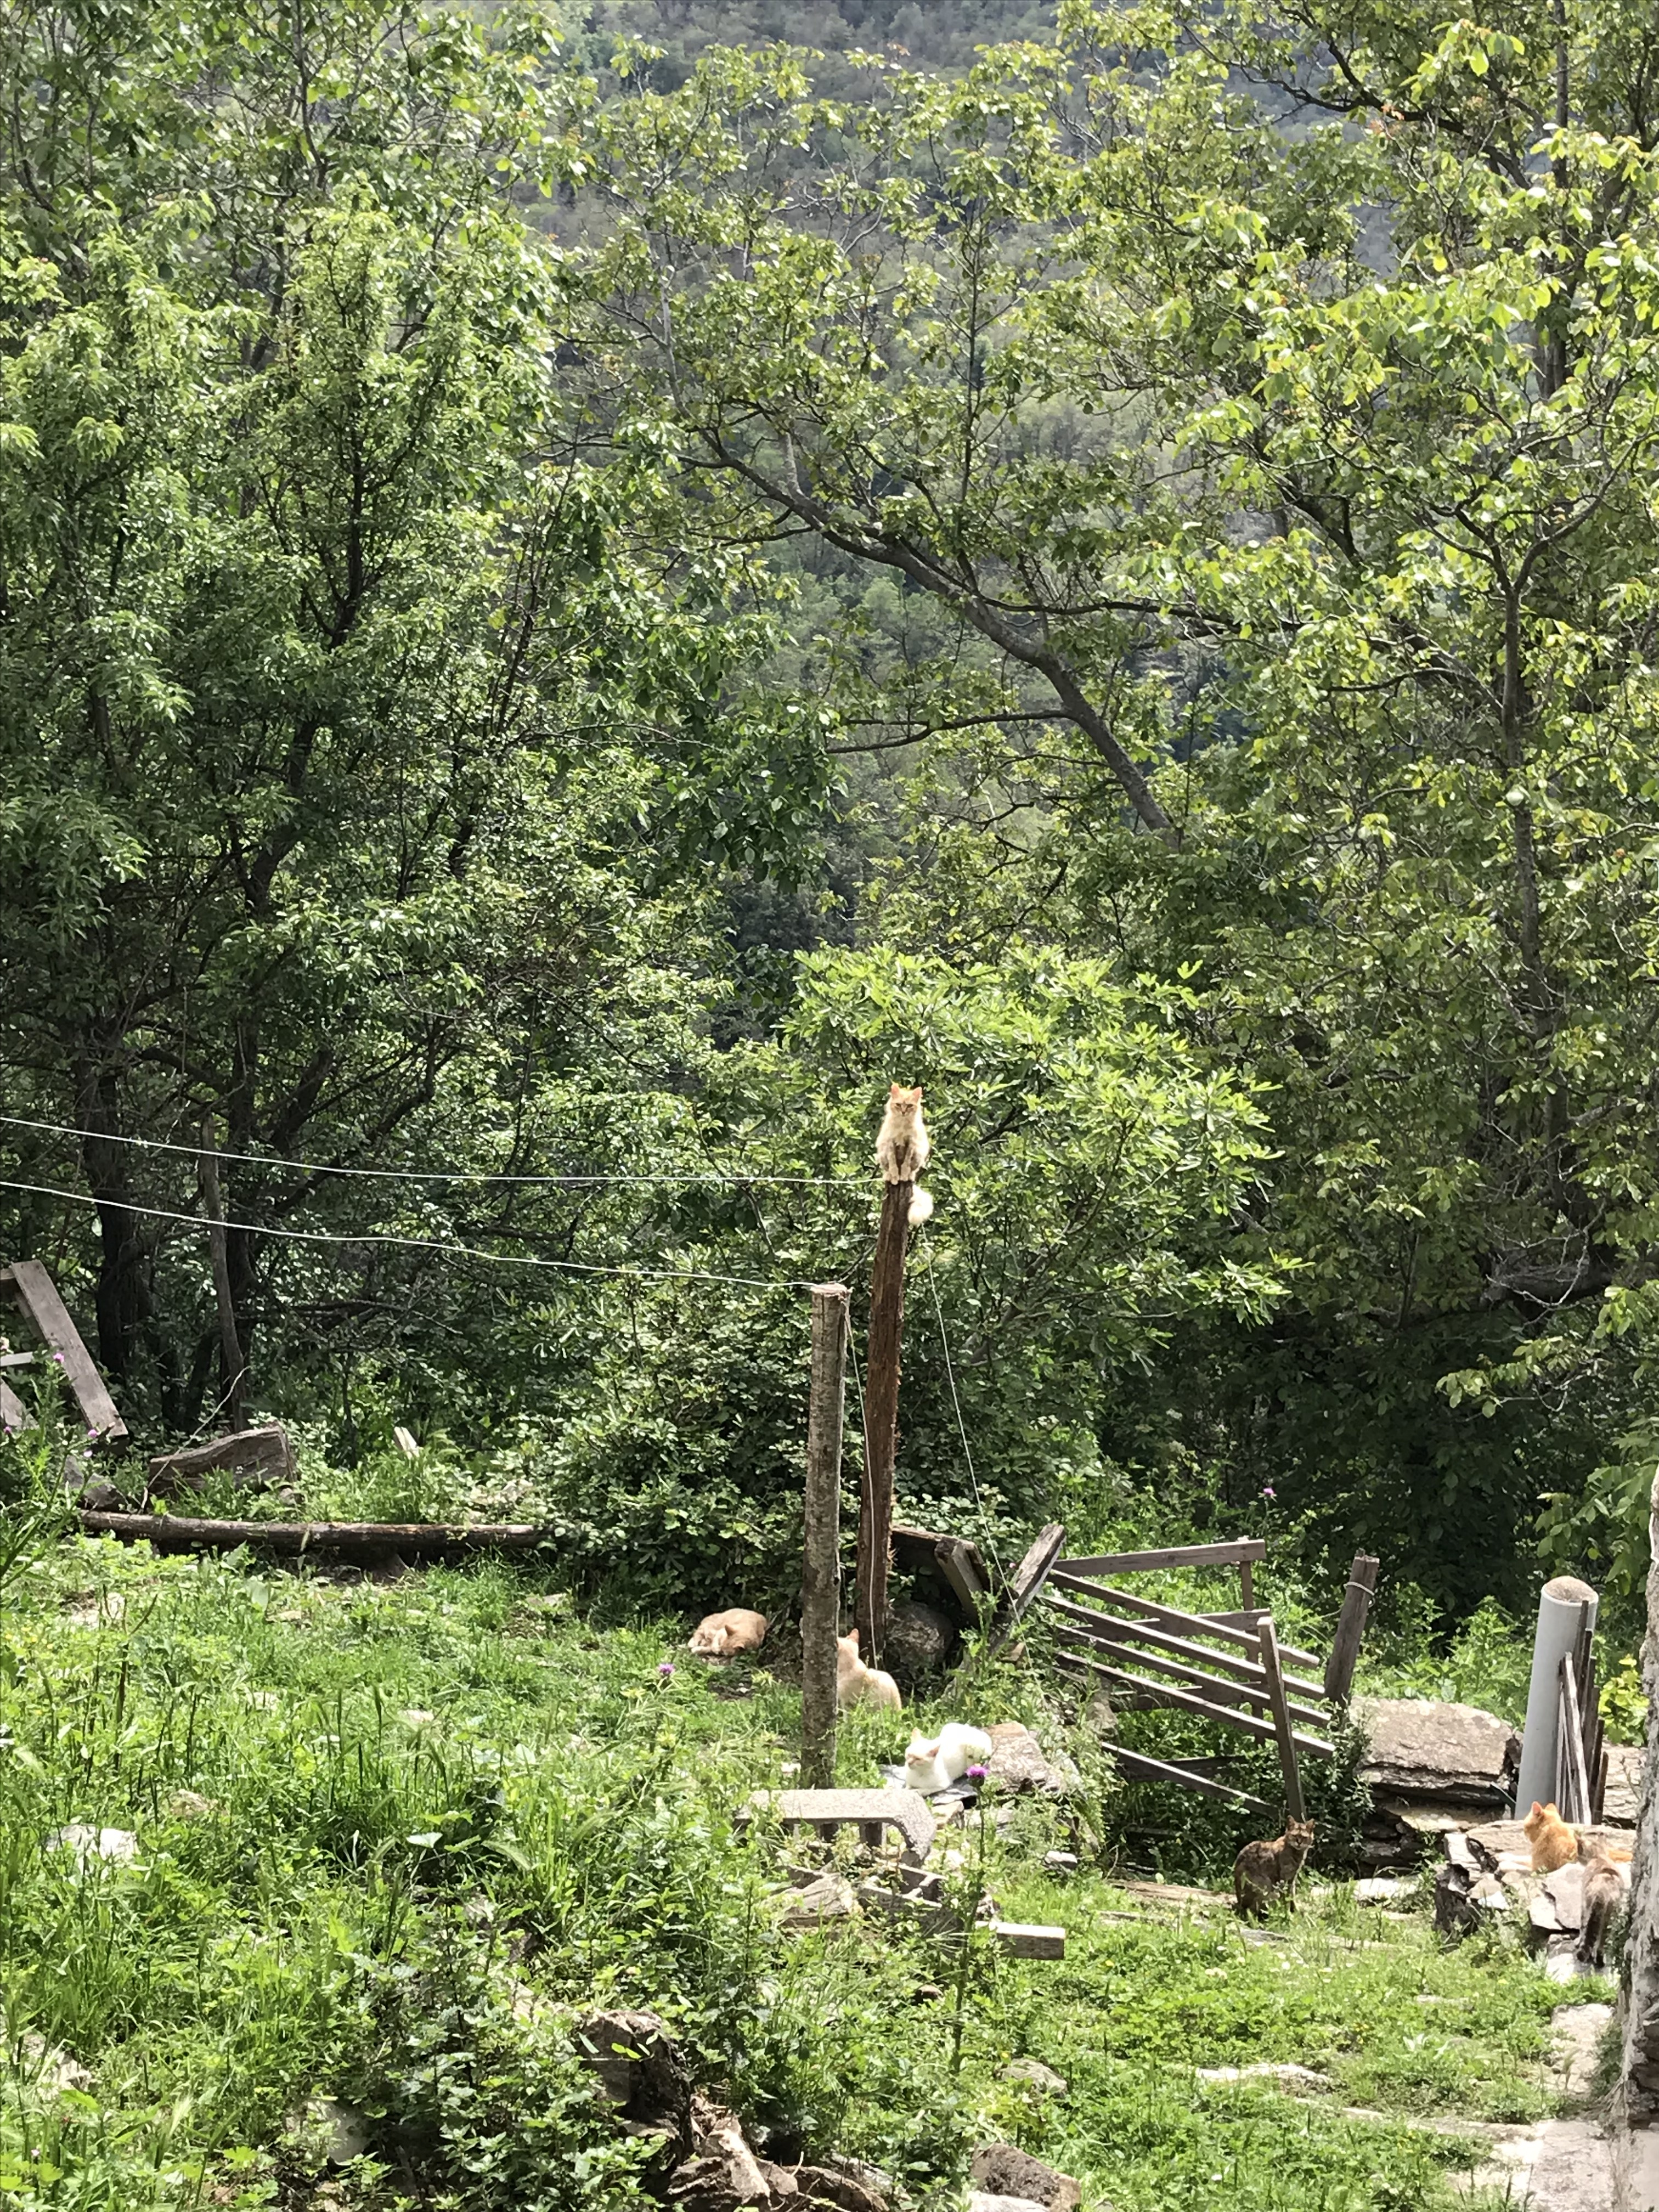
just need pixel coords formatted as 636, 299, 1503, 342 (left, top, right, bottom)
1323, 1551, 1380, 1705
1257, 1616, 1306, 1821
856, 1178, 911, 1662
802, 1282, 850, 1790
199, 1117, 245, 1431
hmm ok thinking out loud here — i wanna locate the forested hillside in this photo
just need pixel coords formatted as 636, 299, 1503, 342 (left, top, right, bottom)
4, 0, 1659, 1639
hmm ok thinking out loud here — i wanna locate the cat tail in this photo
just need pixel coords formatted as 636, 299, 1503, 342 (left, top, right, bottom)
908, 1186, 934, 1226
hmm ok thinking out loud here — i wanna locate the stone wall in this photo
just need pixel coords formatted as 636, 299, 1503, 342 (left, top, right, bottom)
1618, 1472, 1659, 2139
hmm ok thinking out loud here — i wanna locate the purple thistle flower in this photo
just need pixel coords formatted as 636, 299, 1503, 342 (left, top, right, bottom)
52, 1352, 64, 1364
1261, 1485, 1276, 1498
657, 1661, 675, 1678
966, 1764, 988, 1781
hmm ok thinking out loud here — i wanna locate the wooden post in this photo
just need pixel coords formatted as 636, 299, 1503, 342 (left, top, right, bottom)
1257, 1615, 1305, 1822
856, 1180, 911, 1662
1239, 1556, 1254, 1610
1323, 1551, 1380, 1705
199, 1117, 245, 1431
802, 1283, 849, 1790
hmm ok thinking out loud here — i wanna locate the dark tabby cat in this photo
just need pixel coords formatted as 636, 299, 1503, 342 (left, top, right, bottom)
1233, 1818, 1317, 1919
1576, 1833, 1627, 1968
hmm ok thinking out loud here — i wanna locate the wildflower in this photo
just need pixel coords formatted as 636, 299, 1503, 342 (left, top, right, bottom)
965, 1763, 988, 1781
1262, 1485, 1276, 1498
52, 1352, 64, 1364
657, 1661, 675, 1679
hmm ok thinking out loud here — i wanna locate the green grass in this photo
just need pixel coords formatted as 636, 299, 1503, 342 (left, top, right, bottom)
0, 1528, 1607, 2212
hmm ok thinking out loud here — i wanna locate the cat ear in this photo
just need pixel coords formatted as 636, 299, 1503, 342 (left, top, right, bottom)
1528, 1802, 1543, 1818
889, 1082, 904, 1098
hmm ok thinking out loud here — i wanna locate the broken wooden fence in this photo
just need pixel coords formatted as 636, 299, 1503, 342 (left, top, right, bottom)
1039, 1538, 1379, 1820
1, 1261, 128, 1447
1555, 1597, 1606, 1826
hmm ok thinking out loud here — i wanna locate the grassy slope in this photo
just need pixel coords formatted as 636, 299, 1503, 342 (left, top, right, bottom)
0, 1538, 1607, 2211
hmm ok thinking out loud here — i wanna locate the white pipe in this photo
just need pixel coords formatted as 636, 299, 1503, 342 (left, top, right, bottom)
1514, 1574, 1598, 1815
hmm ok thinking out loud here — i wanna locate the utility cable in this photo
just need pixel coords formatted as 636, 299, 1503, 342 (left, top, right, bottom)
923, 1241, 1007, 1587
0, 1177, 817, 1292
0, 1113, 862, 1191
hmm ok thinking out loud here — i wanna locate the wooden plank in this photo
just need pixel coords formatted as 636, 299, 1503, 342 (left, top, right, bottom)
1324, 1552, 1379, 1703
1060, 1539, 1267, 1575
987, 1521, 1065, 1654
0, 1350, 35, 1368
1048, 1620, 1329, 1729
79, 1511, 540, 1556
1558, 1655, 1592, 1827
935, 1535, 990, 1618
1101, 1740, 1271, 1812
0, 1376, 31, 1432
1048, 1572, 1327, 1684
1258, 1616, 1305, 1822
1044, 1592, 1328, 1705
3, 1261, 127, 1443
1053, 1647, 1334, 1756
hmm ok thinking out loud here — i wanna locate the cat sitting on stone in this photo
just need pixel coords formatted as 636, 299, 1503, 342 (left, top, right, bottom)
902, 1723, 993, 1795
1233, 1818, 1317, 1919
1523, 1801, 1634, 1873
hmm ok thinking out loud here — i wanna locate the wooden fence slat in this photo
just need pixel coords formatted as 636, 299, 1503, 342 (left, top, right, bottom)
986, 1521, 1065, 1654
1102, 1741, 1271, 1812
1048, 1571, 1325, 1673
1059, 1539, 1267, 1575
1258, 1616, 1305, 1822
1324, 1553, 1379, 1703
2, 1261, 127, 1443
1049, 1623, 1329, 1727
1054, 1647, 1334, 1757
1044, 1592, 1329, 1705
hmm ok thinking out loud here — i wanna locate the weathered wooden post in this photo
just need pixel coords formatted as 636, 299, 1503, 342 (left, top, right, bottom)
856, 1180, 911, 1664
199, 1116, 246, 1431
1257, 1615, 1305, 1823
1324, 1551, 1380, 1705
802, 1283, 850, 1789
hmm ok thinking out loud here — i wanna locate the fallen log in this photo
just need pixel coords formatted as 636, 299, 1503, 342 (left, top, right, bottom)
78, 1510, 544, 1559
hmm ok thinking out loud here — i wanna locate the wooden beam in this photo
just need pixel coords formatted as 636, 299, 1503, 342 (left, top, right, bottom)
856, 1178, 912, 1664
1048, 1620, 1329, 1729
1056, 1647, 1334, 1756
988, 1521, 1065, 1654
1258, 1615, 1305, 1822
801, 1283, 849, 1790
1043, 1592, 1329, 1705
80, 1511, 540, 1557
1323, 1552, 1379, 1704
1060, 1539, 1267, 1575
2, 1261, 127, 1444
1100, 1740, 1271, 1812
1048, 1571, 1324, 1674
934, 1534, 990, 1618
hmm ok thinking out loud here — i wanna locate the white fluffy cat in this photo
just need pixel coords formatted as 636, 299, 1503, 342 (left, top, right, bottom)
903, 1722, 994, 1795
836, 1631, 902, 1711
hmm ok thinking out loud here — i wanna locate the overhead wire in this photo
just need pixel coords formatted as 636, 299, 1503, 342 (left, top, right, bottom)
0, 1177, 818, 1292
922, 1234, 1007, 1587
0, 1113, 862, 1190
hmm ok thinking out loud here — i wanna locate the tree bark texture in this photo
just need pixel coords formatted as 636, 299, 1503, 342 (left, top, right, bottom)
856, 1179, 911, 1664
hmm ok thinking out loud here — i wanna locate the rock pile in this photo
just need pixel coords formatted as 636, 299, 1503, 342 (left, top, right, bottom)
1354, 1698, 1521, 1867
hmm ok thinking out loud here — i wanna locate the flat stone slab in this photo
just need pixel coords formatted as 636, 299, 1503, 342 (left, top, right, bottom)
985, 1722, 1080, 1796
1356, 1699, 1520, 1803
1553, 2002, 1613, 2104
747, 1790, 935, 1863
1453, 2117, 1612, 2209
1197, 2062, 1333, 2094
